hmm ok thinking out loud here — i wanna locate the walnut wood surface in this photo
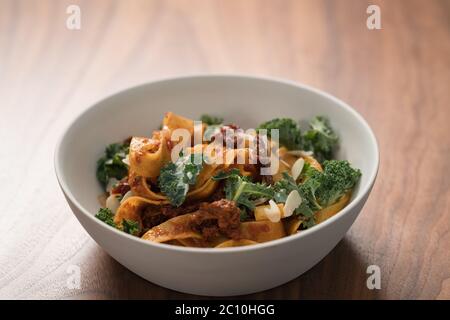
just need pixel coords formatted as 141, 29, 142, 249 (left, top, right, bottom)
0, 0, 448, 299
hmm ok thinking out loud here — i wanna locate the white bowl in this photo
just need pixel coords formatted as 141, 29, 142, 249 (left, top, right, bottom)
55, 75, 379, 296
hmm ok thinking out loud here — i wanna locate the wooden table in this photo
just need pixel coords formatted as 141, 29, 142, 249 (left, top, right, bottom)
0, 0, 448, 299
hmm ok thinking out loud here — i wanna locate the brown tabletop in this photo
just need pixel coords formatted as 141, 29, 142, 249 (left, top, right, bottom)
0, 0, 448, 299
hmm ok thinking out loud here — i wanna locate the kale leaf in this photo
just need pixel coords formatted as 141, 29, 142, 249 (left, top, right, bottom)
257, 118, 302, 150
256, 116, 339, 162
200, 114, 224, 126
302, 116, 338, 162
95, 208, 116, 228
312, 160, 361, 207
213, 168, 274, 215
122, 219, 140, 235
273, 172, 298, 203
273, 160, 361, 228
273, 172, 320, 226
96, 142, 130, 188
158, 153, 203, 207
95, 208, 140, 235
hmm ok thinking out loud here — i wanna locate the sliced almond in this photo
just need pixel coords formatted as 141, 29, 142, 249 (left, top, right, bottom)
254, 203, 284, 221
122, 154, 130, 166
120, 190, 134, 203
291, 157, 305, 181
264, 200, 282, 222
287, 150, 314, 157
105, 194, 121, 214
283, 190, 302, 217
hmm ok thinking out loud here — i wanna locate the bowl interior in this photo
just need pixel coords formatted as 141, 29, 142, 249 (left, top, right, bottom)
57, 76, 378, 221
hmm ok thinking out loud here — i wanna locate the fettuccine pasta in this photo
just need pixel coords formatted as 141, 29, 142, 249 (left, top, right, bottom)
94, 112, 361, 248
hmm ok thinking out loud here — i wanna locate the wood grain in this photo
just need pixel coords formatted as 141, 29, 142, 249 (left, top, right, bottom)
0, 0, 448, 299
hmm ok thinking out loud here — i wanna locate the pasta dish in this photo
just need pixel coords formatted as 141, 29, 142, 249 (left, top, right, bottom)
95, 112, 361, 248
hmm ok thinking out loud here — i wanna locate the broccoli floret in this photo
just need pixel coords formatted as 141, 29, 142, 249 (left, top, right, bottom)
303, 116, 338, 162
257, 118, 302, 150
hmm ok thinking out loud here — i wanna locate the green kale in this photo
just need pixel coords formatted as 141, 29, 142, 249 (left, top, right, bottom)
256, 116, 338, 161
158, 153, 203, 207
273, 172, 298, 203
95, 208, 116, 228
122, 219, 140, 236
257, 118, 302, 150
95, 208, 140, 236
297, 174, 322, 218
213, 160, 360, 227
313, 160, 361, 207
298, 162, 312, 181
96, 142, 130, 188
239, 209, 250, 221
273, 172, 320, 225
302, 116, 338, 162
213, 168, 274, 214
200, 114, 224, 126
273, 160, 361, 227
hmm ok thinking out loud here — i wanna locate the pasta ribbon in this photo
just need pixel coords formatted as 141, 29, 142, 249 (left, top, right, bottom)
315, 192, 351, 224
283, 216, 303, 235
163, 111, 197, 135
273, 147, 323, 182
129, 145, 256, 205
141, 213, 202, 243
141, 214, 286, 246
239, 221, 286, 243
303, 155, 323, 172
128, 171, 169, 203
129, 169, 219, 204
215, 239, 258, 248
177, 237, 227, 248
113, 196, 162, 229
129, 131, 171, 178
